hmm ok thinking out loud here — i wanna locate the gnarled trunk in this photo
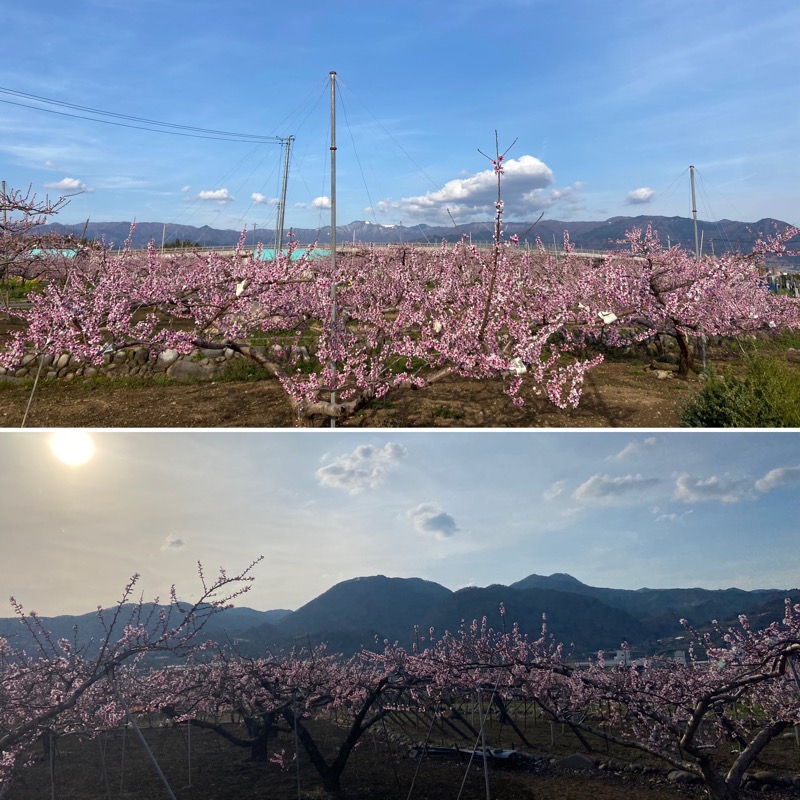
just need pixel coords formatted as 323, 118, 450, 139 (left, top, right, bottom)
676, 329, 694, 377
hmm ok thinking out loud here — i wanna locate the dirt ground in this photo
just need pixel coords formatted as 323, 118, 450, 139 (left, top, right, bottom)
0, 358, 696, 428
11, 712, 800, 800
5, 717, 699, 800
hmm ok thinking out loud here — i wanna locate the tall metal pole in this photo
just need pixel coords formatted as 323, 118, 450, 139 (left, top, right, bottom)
275, 135, 294, 256
690, 164, 707, 368
329, 70, 337, 428
689, 165, 700, 260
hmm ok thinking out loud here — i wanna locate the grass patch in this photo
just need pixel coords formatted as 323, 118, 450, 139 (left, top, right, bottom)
431, 405, 465, 420
217, 358, 273, 382
680, 352, 800, 427
0, 276, 42, 302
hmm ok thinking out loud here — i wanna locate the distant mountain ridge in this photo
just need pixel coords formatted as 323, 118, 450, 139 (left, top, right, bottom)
1, 573, 794, 660
38, 215, 800, 260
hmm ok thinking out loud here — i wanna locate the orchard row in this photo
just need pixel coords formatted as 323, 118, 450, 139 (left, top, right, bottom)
1, 560, 798, 799
2, 182, 799, 424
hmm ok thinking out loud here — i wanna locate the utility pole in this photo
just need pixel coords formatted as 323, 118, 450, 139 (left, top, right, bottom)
274, 135, 294, 255
690, 164, 707, 368
329, 70, 338, 428
689, 165, 700, 260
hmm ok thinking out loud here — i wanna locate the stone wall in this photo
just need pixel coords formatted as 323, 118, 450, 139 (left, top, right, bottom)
0, 346, 238, 382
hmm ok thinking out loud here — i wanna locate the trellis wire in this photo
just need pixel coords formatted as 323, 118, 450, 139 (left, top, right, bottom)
292, 690, 301, 800
97, 733, 112, 800
49, 731, 55, 800
377, 698, 401, 788
107, 676, 177, 800
119, 720, 127, 795
405, 711, 438, 800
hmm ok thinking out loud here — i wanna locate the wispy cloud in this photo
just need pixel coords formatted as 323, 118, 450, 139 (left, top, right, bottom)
573, 473, 660, 503
652, 506, 693, 524
406, 503, 459, 539
543, 480, 566, 500
608, 436, 658, 462
674, 473, 755, 504
316, 442, 407, 495
251, 192, 277, 205
160, 532, 186, 551
755, 465, 800, 493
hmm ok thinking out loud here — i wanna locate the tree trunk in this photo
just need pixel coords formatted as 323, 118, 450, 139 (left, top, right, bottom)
676, 329, 694, 377
699, 764, 738, 800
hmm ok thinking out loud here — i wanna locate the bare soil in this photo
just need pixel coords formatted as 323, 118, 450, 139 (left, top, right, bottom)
11, 713, 800, 800
0, 358, 696, 428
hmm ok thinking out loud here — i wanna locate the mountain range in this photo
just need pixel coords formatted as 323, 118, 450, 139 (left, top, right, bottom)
38, 215, 800, 264
1, 573, 794, 661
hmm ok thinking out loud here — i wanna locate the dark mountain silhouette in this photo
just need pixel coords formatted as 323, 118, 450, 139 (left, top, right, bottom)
1, 574, 794, 660
511, 574, 790, 638
422, 584, 648, 654
0, 602, 284, 661
271, 575, 452, 646
38, 215, 800, 262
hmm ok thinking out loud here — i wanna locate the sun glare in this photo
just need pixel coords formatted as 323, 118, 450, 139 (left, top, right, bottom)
50, 432, 95, 466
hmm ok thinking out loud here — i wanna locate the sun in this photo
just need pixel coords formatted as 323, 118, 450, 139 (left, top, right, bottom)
50, 431, 95, 466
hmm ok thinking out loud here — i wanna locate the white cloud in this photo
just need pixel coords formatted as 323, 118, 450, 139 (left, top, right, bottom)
674, 473, 755, 504
44, 160, 57, 169
251, 192, 277, 206
626, 187, 656, 205
755, 465, 800, 493
198, 188, 235, 204
312, 196, 331, 209
377, 154, 560, 223
573, 473, 660, 503
406, 503, 459, 539
181, 185, 190, 193
316, 442, 407, 494
608, 437, 658, 462
43, 177, 92, 193
160, 532, 186, 551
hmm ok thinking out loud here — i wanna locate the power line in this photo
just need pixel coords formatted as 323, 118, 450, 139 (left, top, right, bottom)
0, 86, 288, 143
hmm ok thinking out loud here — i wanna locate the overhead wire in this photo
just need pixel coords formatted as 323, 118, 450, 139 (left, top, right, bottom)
0, 86, 285, 142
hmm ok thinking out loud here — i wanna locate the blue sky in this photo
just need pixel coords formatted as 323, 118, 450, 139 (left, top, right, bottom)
1, 0, 798, 237
2, 430, 798, 617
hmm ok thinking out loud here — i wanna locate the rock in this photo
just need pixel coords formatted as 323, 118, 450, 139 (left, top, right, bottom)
157, 349, 180, 366
667, 769, 702, 784
167, 360, 221, 379
753, 771, 791, 787
20, 353, 37, 367
113, 350, 128, 365
554, 753, 596, 771
652, 369, 672, 379
197, 347, 225, 359
132, 347, 150, 365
